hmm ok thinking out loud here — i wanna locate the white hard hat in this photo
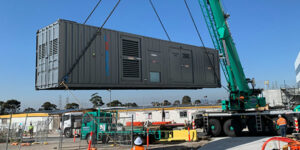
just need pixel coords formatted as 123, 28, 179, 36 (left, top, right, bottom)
278, 114, 282, 117
134, 137, 143, 145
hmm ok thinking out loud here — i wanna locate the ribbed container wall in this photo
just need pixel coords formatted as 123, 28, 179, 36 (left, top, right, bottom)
35, 19, 220, 90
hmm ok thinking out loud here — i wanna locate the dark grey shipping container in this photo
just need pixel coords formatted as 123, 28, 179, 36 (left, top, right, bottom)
35, 19, 220, 90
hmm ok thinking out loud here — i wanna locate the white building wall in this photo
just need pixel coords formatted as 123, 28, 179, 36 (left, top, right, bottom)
263, 89, 283, 106
0, 117, 54, 132
118, 107, 221, 124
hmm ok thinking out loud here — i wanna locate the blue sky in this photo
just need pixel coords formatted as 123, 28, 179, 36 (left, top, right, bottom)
0, 0, 299, 110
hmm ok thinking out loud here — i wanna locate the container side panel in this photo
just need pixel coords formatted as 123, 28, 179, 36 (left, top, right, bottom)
169, 48, 182, 82
161, 40, 169, 85
110, 30, 119, 84
102, 29, 119, 84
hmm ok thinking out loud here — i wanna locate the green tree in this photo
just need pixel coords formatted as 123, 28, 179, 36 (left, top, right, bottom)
24, 107, 36, 112
0, 101, 5, 114
123, 103, 138, 107
162, 100, 171, 106
182, 96, 191, 105
65, 103, 79, 109
107, 100, 122, 107
151, 102, 161, 107
173, 100, 180, 106
194, 100, 201, 105
89, 93, 104, 108
40, 102, 57, 111
3, 99, 21, 113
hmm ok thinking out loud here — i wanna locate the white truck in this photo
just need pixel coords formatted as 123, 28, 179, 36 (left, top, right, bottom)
61, 112, 83, 138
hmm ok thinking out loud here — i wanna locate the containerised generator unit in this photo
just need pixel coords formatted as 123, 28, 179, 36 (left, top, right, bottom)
35, 19, 220, 90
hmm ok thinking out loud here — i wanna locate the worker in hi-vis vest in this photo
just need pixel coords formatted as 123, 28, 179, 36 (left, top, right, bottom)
276, 115, 287, 137
131, 136, 145, 150
29, 123, 34, 138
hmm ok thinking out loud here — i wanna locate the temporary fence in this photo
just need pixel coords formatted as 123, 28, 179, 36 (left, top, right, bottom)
56, 115, 134, 150
0, 112, 200, 150
0, 113, 58, 150
35, 116, 52, 143
1, 114, 134, 149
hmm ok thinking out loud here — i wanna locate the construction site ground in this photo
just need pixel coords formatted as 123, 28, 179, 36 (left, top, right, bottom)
0, 135, 276, 150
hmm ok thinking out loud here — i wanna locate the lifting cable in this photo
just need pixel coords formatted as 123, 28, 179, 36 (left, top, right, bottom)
83, 0, 103, 24
149, 0, 171, 41
183, 0, 229, 92
61, 0, 121, 83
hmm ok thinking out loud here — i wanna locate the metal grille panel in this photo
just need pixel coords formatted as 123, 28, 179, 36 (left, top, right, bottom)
38, 45, 42, 59
53, 38, 58, 55
42, 44, 46, 58
122, 39, 139, 57
49, 41, 53, 56
122, 59, 140, 78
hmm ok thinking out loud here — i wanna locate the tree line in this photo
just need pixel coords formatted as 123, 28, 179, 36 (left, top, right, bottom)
0, 93, 222, 114
0, 92, 138, 114
151, 96, 202, 107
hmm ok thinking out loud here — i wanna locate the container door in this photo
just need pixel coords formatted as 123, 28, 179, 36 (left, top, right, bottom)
204, 52, 216, 83
36, 22, 59, 89
148, 50, 161, 83
169, 48, 181, 82
181, 50, 193, 83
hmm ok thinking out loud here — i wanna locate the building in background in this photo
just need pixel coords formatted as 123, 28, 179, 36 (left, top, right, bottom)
263, 89, 284, 107
0, 113, 58, 134
263, 51, 300, 107
118, 105, 221, 124
295, 52, 300, 85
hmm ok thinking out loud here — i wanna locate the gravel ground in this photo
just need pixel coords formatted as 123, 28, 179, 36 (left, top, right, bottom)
0, 137, 209, 150
199, 136, 275, 150
0, 135, 280, 150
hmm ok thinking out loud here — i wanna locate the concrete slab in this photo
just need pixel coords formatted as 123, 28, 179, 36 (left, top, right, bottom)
199, 136, 273, 150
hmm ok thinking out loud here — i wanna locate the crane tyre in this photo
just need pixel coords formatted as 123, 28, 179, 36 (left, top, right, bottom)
209, 119, 222, 137
223, 119, 242, 137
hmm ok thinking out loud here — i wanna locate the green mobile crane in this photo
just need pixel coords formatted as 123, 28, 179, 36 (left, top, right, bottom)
192, 0, 300, 137
198, 0, 266, 111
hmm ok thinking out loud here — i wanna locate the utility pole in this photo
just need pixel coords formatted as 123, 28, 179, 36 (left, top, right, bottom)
65, 97, 69, 106
58, 95, 62, 110
108, 89, 112, 105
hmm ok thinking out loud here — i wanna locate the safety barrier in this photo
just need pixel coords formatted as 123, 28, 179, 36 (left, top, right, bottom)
295, 118, 299, 133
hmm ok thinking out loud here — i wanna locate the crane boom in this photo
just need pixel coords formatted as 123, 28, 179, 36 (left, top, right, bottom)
198, 0, 266, 111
